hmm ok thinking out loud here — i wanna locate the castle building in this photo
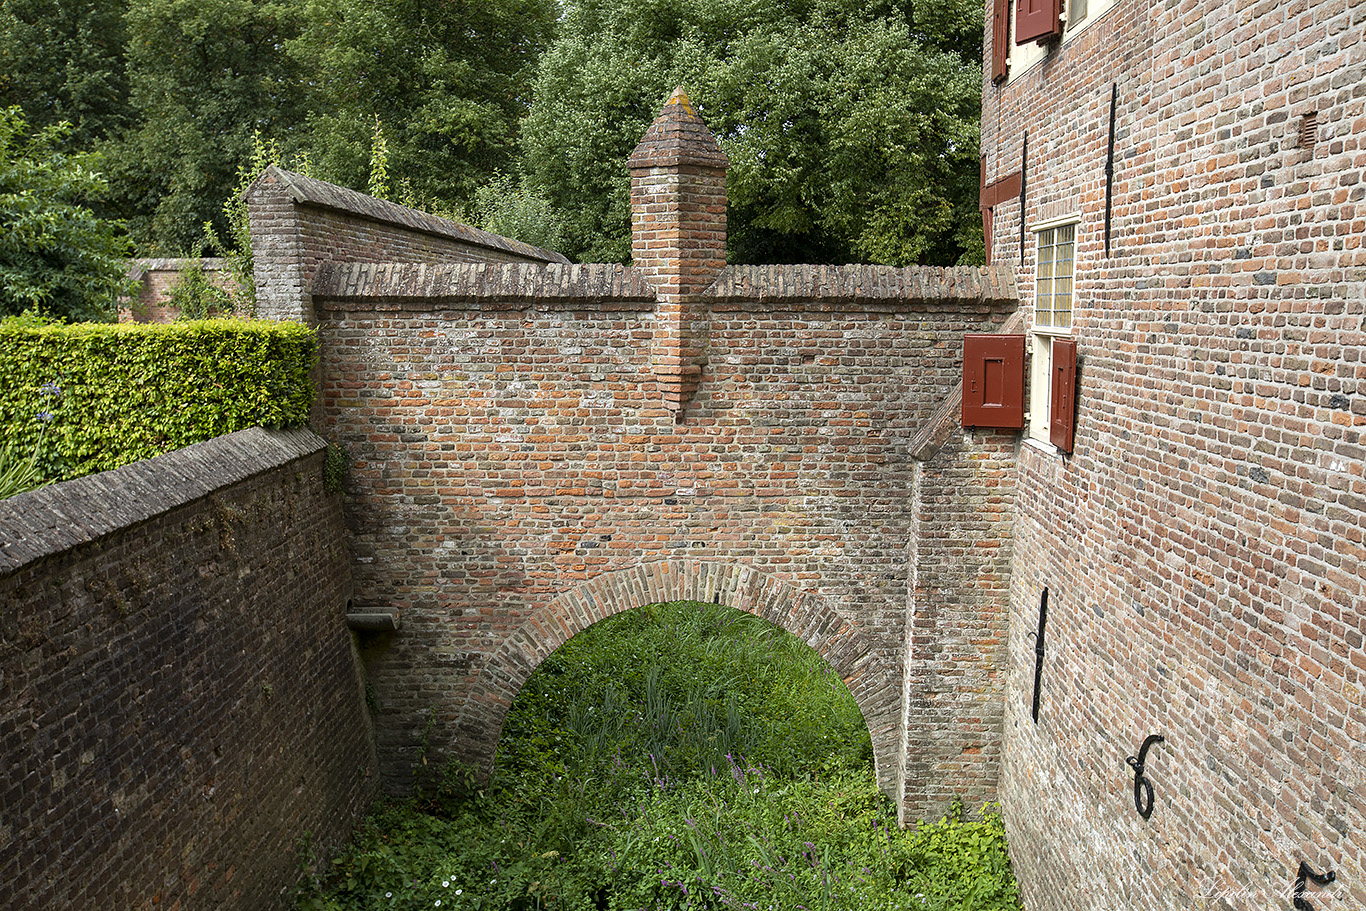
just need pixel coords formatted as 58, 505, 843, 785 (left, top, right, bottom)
981, 0, 1365, 907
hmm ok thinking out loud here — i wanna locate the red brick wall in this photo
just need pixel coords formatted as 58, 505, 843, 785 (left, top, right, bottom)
311, 261, 1018, 820
119, 258, 240, 323
984, 0, 1366, 907
0, 429, 376, 911
246, 168, 566, 324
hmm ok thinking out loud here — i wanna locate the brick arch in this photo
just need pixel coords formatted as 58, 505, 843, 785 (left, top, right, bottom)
463, 559, 901, 797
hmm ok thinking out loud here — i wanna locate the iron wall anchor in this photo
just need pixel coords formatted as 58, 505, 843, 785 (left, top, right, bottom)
1293, 860, 1335, 911
1125, 734, 1164, 819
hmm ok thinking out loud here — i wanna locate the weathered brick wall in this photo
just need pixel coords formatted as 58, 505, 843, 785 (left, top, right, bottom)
311, 258, 1017, 820
246, 166, 568, 324
984, 0, 1366, 907
119, 258, 238, 323
0, 428, 376, 911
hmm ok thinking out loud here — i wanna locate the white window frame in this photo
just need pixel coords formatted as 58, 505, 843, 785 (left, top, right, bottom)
1029, 218, 1077, 445
1005, 0, 1124, 85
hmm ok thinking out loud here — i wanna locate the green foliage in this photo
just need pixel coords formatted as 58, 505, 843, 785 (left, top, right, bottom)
323, 441, 350, 494
521, 0, 984, 265
288, 0, 558, 216
305, 602, 1022, 911
167, 258, 233, 321
0, 0, 134, 154
0, 402, 52, 499
0, 106, 134, 322
0, 316, 315, 480
114, 0, 309, 252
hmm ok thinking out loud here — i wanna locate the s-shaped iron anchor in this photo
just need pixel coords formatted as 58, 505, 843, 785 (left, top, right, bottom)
1293, 860, 1335, 911
1125, 734, 1164, 820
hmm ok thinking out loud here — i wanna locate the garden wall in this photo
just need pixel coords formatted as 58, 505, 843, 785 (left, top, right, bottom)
0, 427, 376, 911
246, 166, 568, 325
120, 257, 237, 323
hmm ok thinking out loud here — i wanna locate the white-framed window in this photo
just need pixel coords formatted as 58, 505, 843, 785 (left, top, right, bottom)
995, 0, 1124, 86
1029, 221, 1076, 445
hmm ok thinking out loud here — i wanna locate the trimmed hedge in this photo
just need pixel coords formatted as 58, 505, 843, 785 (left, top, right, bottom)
1, 318, 315, 481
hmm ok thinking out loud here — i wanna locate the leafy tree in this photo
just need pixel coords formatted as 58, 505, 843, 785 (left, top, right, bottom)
0, 107, 132, 322
520, 0, 984, 265
288, 0, 558, 215
113, 0, 309, 252
0, 0, 134, 154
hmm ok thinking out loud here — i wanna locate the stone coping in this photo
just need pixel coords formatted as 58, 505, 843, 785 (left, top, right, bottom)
0, 427, 324, 576
707, 264, 1017, 306
310, 261, 1020, 313
127, 257, 229, 280
310, 261, 658, 310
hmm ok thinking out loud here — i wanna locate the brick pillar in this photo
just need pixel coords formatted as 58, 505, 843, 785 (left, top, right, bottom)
244, 166, 312, 325
627, 87, 729, 417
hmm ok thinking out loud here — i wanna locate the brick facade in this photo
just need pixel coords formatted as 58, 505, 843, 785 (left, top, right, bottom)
313, 259, 1017, 820
239, 92, 1023, 822
983, 0, 1366, 908
0, 429, 376, 911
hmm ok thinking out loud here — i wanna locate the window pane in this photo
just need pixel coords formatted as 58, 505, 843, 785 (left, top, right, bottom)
1055, 226, 1074, 330
1035, 227, 1055, 329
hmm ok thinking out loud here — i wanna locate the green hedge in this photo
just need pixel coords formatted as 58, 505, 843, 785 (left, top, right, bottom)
0, 318, 316, 481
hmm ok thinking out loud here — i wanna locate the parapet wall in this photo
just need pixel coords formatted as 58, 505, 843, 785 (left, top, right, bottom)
246, 167, 568, 324
0, 428, 375, 911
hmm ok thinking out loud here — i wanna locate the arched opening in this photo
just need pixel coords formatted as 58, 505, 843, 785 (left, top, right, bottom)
462, 560, 901, 799
494, 599, 874, 798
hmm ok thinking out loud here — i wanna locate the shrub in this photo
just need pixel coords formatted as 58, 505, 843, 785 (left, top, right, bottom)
167, 259, 234, 320
0, 316, 315, 481
0, 106, 135, 322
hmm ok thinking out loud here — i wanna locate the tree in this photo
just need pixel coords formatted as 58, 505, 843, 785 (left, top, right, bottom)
0, 0, 134, 153
288, 0, 558, 215
113, 0, 309, 252
0, 107, 132, 322
519, 0, 984, 265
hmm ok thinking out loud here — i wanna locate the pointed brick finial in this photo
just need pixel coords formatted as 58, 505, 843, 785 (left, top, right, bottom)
627, 87, 729, 418
627, 87, 730, 172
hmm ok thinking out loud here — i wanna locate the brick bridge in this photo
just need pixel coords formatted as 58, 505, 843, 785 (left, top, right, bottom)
248, 90, 1020, 820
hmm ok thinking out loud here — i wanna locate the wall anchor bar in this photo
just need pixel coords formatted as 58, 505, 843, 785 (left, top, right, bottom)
1294, 860, 1336, 911
1104, 82, 1118, 256
1028, 589, 1048, 722
1125, 734, 1164, 819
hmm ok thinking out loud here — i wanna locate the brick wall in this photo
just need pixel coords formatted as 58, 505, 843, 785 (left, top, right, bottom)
0, 428, 376, 911
119, 258, 239, 323
246, 167, 568, 324
984, 0, 1366, 908
309, 257, 1018, 820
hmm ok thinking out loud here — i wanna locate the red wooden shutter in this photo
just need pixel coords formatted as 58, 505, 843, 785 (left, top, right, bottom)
1049, 338, 1078, 452
1016, 0, 1062, 44
963, 334, 1025, 429
982, 206, 994, 266
992, 0, 1011, 83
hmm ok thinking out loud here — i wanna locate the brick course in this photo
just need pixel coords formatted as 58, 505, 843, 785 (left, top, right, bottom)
0, 428, 376, 911
983, 0, 1366, 907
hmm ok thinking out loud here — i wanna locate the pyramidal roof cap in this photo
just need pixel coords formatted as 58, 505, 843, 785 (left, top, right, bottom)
627, 87, 730, 171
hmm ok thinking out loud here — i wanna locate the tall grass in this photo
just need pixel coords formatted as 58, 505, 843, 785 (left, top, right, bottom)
299, 602, 1021, 911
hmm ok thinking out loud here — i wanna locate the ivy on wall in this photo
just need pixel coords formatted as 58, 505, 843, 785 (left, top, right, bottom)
0, 317, 315, 483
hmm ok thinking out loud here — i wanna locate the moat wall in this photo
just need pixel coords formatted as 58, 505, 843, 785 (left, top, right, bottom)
0, 428, 376, 911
